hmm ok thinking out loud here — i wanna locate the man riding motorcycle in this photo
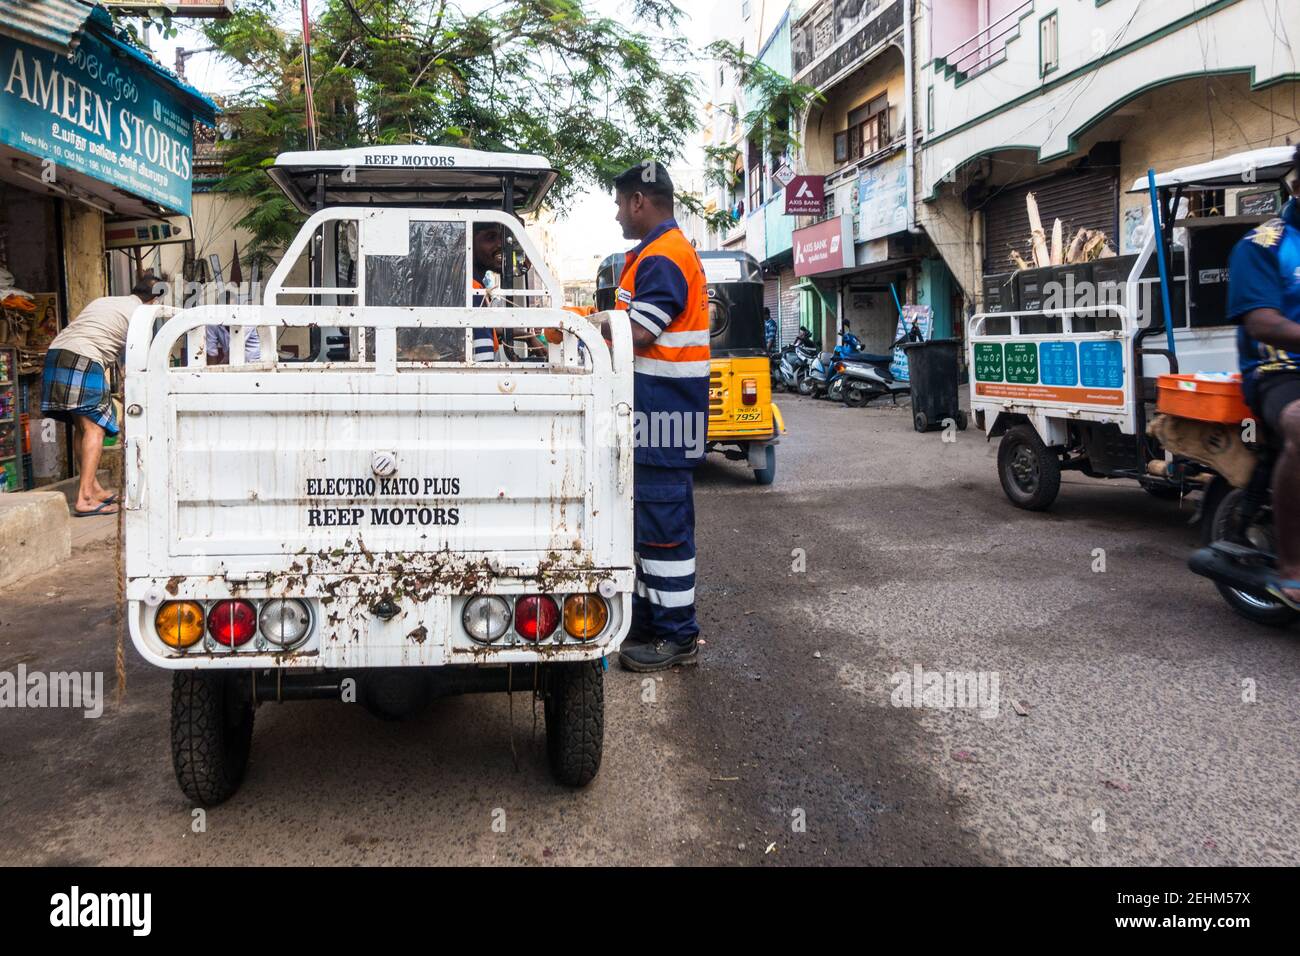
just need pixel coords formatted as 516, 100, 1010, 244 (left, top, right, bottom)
1227, 144, 1300, 607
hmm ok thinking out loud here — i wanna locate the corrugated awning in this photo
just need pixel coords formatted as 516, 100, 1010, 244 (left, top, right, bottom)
83, 7, 218, 124
0, 0, 95, 54
0, 4, 219, 123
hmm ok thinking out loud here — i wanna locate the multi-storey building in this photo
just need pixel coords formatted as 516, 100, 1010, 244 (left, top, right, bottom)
701, 0, 804, 342
704, 0, 963, 351
917, 0, 1300, 353
788, 0, 944, 352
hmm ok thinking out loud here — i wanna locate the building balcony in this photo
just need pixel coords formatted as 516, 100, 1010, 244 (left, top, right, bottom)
792, 0, 903, 93
931, 0, 1033, 83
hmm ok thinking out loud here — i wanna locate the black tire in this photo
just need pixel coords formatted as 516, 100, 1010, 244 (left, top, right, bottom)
997, 424, 1062, 511
843, 385, 868, 408
955, 410, 969, 431
1209, 489, 1299, 627
914, 412, 929, 432
544, 661, 604, 787
753, 444, 776, 485
1199, 477, 1233, 546
796, 371, 813, 396
171, 671, 255, 806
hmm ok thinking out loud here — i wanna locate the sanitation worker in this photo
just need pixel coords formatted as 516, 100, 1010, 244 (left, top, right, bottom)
606, 161, 710, 671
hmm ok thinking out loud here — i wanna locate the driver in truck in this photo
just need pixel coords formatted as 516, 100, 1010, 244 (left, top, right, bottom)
471, 221, 505, 362
1227, 143, 1300, 607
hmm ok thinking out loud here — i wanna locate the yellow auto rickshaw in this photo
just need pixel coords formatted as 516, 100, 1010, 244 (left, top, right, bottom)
596, 249, 785, 484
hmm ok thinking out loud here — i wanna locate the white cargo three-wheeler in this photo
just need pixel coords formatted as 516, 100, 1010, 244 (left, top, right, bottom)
123, 147, 634, 804
968, 147, 1296, 513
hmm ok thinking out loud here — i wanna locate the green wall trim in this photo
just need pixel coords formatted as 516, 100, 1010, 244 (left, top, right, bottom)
926, 0, 1250, 152
922, 64, 1300, 201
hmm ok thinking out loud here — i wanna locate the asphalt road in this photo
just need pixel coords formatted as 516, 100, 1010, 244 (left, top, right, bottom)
2, 394, 1297, 865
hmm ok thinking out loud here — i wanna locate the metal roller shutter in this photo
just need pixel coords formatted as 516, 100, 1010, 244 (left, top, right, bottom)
779, 267, 801, 345
981, 170, 1119, 275
763, 277, 780, 322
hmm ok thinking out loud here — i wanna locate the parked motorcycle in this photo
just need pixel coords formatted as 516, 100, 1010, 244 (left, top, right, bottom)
1189, 442, 1298, 627
806, 350, 848, 400
778, 328, 819, 394
839, 335, 914, 407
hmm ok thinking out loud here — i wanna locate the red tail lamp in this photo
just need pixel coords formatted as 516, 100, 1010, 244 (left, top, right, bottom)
514, 596, 560, 641
207, 600, 258, 646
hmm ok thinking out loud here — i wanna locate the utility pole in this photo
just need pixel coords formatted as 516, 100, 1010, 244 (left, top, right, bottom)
174, 46, 215, 82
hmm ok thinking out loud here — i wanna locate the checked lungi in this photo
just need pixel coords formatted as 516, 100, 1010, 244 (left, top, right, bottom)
40, 348, 120, 435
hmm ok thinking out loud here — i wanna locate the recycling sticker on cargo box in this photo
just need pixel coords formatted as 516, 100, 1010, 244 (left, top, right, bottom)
972, 338, 1125, 406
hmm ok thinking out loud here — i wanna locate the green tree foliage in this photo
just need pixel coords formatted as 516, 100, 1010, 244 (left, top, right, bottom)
203, 0, 705, 257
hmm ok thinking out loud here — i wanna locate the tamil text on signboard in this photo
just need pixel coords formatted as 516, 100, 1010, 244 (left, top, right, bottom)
0, 30, 200, 214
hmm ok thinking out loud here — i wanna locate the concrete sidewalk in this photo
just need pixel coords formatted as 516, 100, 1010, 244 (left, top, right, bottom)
0, 484, 119, 589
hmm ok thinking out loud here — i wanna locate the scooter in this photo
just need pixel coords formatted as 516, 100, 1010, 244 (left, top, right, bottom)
779, 329, 819, 394
1189, 441, 1298, 627
806, 350, 848, 400
840, 335, 913, 407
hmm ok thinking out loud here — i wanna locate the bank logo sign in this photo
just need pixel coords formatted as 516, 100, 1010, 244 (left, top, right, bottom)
0, 31, 197, 215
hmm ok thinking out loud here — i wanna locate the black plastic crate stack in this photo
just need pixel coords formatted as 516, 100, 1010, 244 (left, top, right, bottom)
981, 272, 1018, 313
1015, 263, 1095, 312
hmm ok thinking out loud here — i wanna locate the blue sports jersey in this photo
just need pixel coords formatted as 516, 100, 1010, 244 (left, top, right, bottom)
1230, 198, 1300, 401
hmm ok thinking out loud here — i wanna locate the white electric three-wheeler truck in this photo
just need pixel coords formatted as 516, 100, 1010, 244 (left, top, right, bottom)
123, 147, 634, 804
968, 146, 1296, 513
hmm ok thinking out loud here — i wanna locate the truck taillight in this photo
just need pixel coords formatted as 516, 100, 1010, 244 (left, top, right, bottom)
741, 379, 758, 405
514, 596, 560, 641
259, 599, 313, 648
207, 600, 257, 646
156, 601, 204, 648
563, 594, 609, 640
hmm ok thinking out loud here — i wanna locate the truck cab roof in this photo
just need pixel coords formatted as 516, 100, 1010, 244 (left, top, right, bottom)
268, 145, 560, 215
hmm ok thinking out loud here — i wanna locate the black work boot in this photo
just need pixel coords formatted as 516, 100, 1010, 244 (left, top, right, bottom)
618, 637, 698, 672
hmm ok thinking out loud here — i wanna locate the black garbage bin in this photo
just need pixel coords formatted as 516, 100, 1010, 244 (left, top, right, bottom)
902, 339, 967, 433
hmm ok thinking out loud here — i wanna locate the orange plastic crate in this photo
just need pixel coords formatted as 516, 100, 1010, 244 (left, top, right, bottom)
1156, 373, 1251, 425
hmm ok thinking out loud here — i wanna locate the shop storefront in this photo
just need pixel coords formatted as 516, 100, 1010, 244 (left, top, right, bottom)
0, 4, 216, 490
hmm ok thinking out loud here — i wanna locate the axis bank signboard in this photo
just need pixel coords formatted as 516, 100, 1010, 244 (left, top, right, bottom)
793, 215, 854, 277
0, 31, 198, 214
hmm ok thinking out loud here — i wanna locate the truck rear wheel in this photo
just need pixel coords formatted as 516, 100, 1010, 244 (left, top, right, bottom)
998, 424, 1061, 511
544, 661, 604, 787
171, 671, 255, 806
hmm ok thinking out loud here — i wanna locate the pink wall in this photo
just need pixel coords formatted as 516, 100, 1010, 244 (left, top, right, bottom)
931, 0, 979, 60
931, 0, 1028, 64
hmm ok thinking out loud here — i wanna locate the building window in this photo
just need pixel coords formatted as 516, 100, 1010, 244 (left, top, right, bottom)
1039, 12, 1059, 76
926, 86, 934, 133
742, 0, 751, 19
834, 94, 890, 165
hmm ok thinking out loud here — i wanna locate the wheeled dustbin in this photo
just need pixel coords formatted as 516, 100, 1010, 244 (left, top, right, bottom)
902, 339, 967, 432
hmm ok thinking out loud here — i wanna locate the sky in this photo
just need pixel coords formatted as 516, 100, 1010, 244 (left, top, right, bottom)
146, 0, 716, 281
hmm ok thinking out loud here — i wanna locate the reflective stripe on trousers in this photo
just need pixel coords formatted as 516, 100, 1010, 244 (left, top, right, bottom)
632, 464, 698, 644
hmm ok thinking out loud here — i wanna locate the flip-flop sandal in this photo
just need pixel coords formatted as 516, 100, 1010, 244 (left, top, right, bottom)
72, 501, 119, 518
1264, 580, 1300, 611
